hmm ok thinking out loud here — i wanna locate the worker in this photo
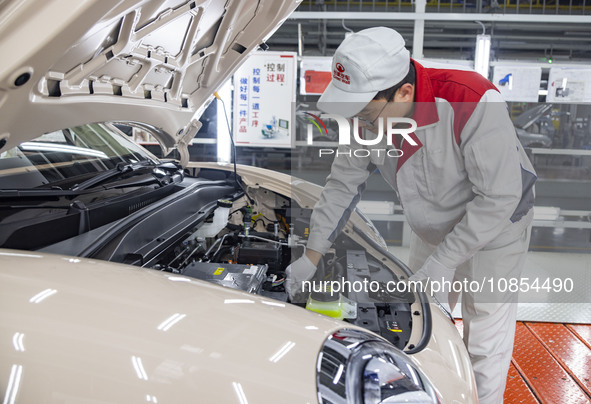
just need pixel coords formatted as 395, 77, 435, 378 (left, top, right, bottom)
286, 27, 536, 404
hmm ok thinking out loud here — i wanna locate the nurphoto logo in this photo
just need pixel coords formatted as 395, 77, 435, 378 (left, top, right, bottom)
304, 113, 418, 158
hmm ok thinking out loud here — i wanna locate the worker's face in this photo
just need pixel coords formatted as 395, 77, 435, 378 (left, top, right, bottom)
356, 100, 388, 131
356, 83, 415, 133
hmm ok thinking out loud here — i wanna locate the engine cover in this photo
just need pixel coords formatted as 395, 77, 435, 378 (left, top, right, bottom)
237, 240, 282, 272
182, 262, 268, 294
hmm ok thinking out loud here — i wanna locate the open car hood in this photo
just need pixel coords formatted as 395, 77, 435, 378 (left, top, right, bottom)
0, 0, 300, 165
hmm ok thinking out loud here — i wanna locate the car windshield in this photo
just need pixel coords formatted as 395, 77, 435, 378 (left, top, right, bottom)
0, 123, 157, 190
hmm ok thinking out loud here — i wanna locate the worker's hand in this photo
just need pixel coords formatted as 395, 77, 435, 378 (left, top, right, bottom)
409, 255, 456, 313
285, 253, 317, 301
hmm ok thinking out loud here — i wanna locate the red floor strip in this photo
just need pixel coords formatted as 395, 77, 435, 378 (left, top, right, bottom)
504, 360, 540, 404
454, 320, 591, 403
526, 323, 591, 399
567, 324, 591, 350
511, 322, 590, 404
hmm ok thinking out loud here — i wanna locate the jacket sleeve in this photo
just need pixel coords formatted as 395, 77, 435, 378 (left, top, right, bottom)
307, 144, 375, 255
431, 90, 529, 269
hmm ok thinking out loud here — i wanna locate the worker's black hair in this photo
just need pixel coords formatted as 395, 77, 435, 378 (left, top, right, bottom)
373, 62, 416, 101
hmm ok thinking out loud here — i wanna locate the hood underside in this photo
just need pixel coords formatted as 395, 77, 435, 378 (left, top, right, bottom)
0, 0, 300, 160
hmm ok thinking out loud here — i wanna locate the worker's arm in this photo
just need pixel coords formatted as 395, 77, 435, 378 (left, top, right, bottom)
431, 91, 536, 270
306, 144, 376, 256
285, 144, 375, 300
304, 248, 323, 266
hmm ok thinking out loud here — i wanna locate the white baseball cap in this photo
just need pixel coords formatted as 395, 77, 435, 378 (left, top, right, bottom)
317, 27, 410, 118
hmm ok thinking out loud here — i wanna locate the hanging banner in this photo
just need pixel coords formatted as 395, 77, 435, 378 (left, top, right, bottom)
492, 66, 542, 102
300, 57, 332, 95
546, 67, 591, 103
233, 51, 296, 148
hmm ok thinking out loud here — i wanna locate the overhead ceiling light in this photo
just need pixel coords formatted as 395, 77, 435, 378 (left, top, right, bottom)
3, 364, 23, 404
156, 313, 186, 332
12, 333, 25, 352
563, 31, 590, 36
474, 34, 491, 78
29, 288, 58, 304
269, 341, 296, 363
20, 142, 108, 159
131, 356, 148, 381
232, 382, 248, 404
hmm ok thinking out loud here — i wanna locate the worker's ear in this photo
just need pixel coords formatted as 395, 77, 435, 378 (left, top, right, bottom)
394, 83, 415, 102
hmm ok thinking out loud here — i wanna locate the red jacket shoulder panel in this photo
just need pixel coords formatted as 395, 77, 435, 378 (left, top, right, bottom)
424, 68, 500, 145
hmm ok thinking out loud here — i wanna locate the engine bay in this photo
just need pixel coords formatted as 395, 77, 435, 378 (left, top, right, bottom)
36, 168, 420, 351
142, 173, 416, 351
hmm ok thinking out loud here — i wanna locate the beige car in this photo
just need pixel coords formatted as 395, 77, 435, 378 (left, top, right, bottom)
0, 0, 477, 403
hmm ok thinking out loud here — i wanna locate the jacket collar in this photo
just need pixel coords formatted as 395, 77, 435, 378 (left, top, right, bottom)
410, 59, 439, 128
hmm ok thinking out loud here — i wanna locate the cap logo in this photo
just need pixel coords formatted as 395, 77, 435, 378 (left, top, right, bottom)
333, 62, 350, 85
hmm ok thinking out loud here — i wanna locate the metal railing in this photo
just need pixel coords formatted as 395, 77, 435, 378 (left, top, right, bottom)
299, 0, 589, 15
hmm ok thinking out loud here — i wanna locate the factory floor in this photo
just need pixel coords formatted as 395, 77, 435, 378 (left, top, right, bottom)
454, 320, 591, 403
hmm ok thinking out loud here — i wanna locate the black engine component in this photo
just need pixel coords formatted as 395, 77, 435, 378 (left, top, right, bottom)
344, 250, 413, 349
182, 261, 268, 293
237, 240, 282, 272
285, 207, 313, 239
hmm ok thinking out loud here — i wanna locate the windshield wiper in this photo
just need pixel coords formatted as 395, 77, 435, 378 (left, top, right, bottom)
0, 204, 72, 210
0, 161, 183, 201
69, 160, 155, 191
0, 188, 84, 199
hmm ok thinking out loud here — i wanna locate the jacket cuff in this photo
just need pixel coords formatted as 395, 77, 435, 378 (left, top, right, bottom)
306, 233, 333, 256
430, 249, 459, 271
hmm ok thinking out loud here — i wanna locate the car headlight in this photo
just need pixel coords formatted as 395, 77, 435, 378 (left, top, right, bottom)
317, 329, 439, 404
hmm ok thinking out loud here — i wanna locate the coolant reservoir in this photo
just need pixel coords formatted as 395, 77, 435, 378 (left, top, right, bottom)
195, 199, 232, 238
306, 294, 357, 321
212, 199, 232, 233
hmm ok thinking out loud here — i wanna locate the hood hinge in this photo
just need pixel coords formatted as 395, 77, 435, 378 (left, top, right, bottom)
176, 119, 203, 167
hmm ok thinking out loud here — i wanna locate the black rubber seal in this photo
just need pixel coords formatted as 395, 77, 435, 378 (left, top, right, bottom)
352, 224, 432, 354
